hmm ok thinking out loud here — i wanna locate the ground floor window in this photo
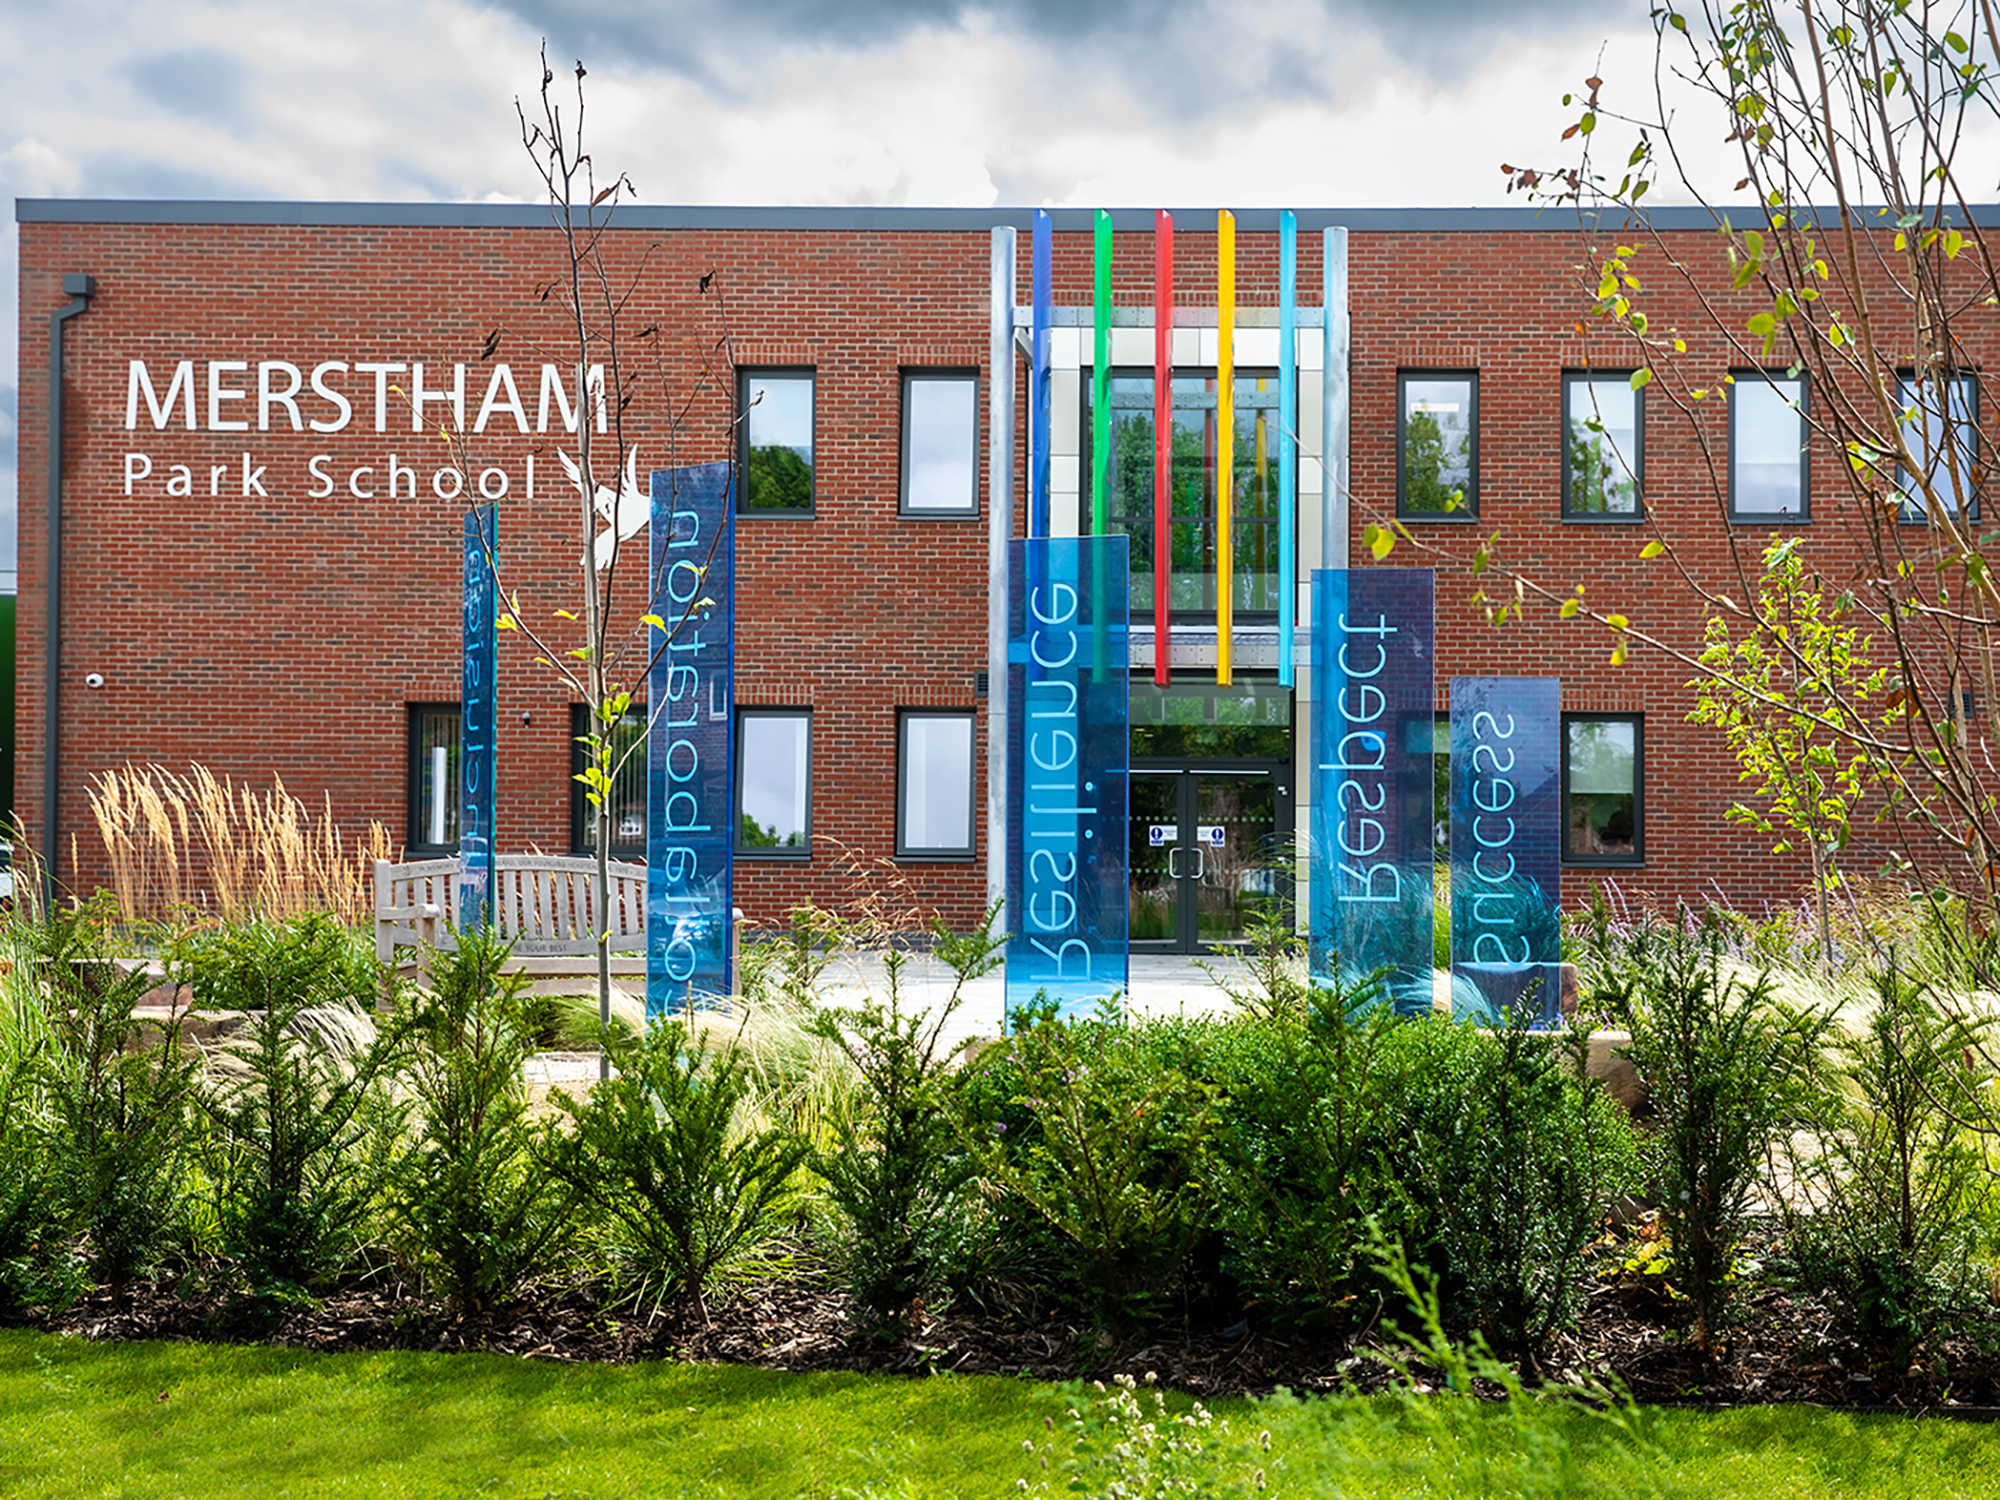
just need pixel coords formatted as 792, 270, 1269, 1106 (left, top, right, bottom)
570, 704, 647, 860
407, 704, 459, 855
737, 709, 812, 855
897, 710, 976, 859
1563, 714, 1642, 864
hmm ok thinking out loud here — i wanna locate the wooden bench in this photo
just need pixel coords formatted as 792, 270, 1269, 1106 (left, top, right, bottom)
373, 854, 649, 985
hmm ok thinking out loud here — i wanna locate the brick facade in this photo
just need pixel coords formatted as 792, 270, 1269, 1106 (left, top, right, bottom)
14, 203, 1992, 927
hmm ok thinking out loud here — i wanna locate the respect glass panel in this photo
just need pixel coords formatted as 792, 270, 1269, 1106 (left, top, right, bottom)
1309, 567, 1434, 1012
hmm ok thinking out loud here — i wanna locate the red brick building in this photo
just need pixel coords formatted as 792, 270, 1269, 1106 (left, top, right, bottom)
13, 201, 1992, 945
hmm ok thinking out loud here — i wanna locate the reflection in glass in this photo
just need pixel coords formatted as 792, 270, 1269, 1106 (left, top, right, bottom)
1732, 374, 1805, 518
1566, 718, 1637, 858
743, 373, 814, 511
739, 712, 810, 850
577, 709, 647, 856
1401, 375, 1475, 515
1565, 375, 1640, 515
1899, 373, 1979, 519
1087, 371, 1283, 614
900, 713, 975, 853
903, 375, 978, 512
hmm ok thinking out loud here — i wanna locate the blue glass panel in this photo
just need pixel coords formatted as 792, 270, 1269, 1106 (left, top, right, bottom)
458, 504, 497, 930
1309, 568, 1434, 1012
1278, 209, 1297, 687
1449, 676, 1563, 1027
1007, 536, 1130, 1018
647, 463, 735, 1017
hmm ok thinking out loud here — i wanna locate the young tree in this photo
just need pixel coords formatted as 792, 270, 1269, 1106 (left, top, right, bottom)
1370, 1, 2000, 955
424, 51, 736, 1065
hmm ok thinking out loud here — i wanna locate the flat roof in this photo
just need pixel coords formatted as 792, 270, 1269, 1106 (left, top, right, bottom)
20, 199, 1998, 232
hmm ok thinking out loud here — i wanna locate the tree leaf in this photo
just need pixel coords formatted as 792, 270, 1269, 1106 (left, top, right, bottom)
1630, 368, 1654, 390
1641, 540, 1666, 558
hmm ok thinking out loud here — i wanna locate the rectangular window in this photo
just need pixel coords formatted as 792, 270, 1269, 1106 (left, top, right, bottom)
407, 704, 460, 855
570, 704, 647, 860
1899, 372, 1980, 522
1081, 368, 1286, 616
1399, 372, 1478, 520
1563, 714, 1642, 865
898, 710, 976, 859
901, 370, 979, 515
737, 709, 811, 856
1563, 372, 1642, 518
739, 369, 815, 514
1730, 371, 1809, 522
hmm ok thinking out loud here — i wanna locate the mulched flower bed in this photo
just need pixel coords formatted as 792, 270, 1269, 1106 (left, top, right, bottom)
17, 1223, 2000, 1416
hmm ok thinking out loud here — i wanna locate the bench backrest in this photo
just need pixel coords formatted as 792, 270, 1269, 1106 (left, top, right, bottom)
374, 855, 648, 963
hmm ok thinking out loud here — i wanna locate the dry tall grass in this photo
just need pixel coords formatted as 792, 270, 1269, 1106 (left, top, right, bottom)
89, 764, 395, 927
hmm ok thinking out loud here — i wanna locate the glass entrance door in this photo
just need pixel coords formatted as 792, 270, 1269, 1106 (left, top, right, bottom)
1127, 764, 1288, 953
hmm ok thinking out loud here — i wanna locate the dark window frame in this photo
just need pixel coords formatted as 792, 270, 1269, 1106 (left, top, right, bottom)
900, 368, 981, 518
406, 703, 460, 857
1397, 370, 1479, 522
737, 366, 817, 517
1561, 370, 1646, 522
1728, 368, 1811, 524
735, 707, 814, 859
1561, 712, 1645, 868
896, 708, 978, 861
1897, 369, 1981, 524
568, 703, 649, 861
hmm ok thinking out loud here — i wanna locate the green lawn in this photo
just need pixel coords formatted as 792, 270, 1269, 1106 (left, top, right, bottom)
3, 1329, 1995, 1500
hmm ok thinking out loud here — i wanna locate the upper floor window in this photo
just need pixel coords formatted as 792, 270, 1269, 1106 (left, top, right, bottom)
1399, 372, 1477, 520
902, 371, 979, 516
1730, 371, 1808, 522
739, 370, 815, 514
1898, 371, 1980, 523
1082, 368, 1285, 616
1563, 372, 1642, 519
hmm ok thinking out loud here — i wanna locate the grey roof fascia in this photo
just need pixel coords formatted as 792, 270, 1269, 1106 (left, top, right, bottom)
18, 199, 2000, 232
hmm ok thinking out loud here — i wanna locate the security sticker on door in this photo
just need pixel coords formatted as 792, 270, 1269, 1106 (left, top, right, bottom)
1148, 824, 1176, 847
1198, 824, 1226, 847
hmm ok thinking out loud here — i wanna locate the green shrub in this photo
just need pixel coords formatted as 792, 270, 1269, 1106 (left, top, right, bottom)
810, 915, 1002, 1336
966, 1012, 1215, 1328
194, 917, 404, 1313
1591, 917, 1825, 1356
549, 1019, 805, 1311
1205, 970, 1400, 1331
1780, 961, 1993, 1371
390, 928, 573, 1311
35, 906, 202, 1304
0, 1054, 81, 1313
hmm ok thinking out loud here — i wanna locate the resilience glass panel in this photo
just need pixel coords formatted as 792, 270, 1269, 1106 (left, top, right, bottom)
1399, 373, 1477, 519
1731, 372, 1808, 521
902, 372, 978, 515
737, 710, 811, 854
740, 371, 815, 513
571, 705, 647, 858
1563, 373, 1641, 517
898, 711, 976, 857
1086, 370, 1284, 616
408, 704, 460, 854
1564, 715, 1641, 863
1899, 373, 1979, 521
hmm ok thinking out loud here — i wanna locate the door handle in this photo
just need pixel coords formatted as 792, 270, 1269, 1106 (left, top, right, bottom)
1193, 844, 1207, 882
1167, 846, 1182, 880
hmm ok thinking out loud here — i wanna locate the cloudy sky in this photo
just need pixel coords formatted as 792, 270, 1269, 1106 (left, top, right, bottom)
1, 0, 1674, 587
